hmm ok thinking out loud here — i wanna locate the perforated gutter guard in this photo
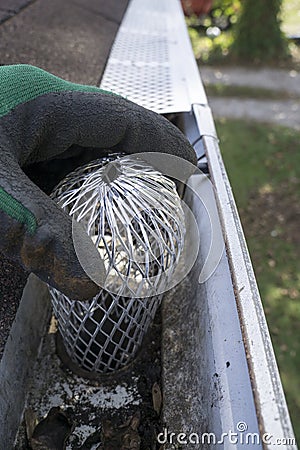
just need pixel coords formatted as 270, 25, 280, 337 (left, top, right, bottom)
100, 0, 207, 113
101, 0, 297, 447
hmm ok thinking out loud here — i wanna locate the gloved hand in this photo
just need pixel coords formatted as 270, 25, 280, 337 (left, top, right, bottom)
0, 64, 196, 300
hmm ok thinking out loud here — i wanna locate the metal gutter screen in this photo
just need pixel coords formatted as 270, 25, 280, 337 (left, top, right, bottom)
100, 0, 207, 113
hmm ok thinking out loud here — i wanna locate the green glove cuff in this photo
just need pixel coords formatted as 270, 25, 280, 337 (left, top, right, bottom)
0, 64, 112, 118
0, 187, 37, 234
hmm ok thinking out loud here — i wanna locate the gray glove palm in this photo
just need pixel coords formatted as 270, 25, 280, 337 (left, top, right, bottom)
0, 64, 196, 300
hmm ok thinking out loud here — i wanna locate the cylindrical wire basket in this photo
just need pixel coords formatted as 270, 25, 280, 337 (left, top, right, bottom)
49, 153, 185, 374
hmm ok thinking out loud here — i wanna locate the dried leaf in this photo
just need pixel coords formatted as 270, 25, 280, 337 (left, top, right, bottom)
30, 406, 73, 450
152, 382, 162, 415
24, 408, 38, 440
101, 412, 141, 450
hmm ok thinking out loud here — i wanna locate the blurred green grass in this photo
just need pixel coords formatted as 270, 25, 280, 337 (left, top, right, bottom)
215, 119, 300, 442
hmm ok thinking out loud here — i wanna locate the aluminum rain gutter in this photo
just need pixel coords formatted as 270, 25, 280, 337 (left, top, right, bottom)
100, 0, 297, 447
196, 106, 297, 447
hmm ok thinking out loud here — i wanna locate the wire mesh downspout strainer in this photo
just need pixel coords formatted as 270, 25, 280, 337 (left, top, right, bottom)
49, 153, 185, 374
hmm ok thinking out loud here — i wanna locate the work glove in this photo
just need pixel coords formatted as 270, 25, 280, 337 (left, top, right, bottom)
0, 64, 196, 300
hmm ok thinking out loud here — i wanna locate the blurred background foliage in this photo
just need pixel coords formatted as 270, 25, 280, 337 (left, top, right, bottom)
186, 0, 299, 66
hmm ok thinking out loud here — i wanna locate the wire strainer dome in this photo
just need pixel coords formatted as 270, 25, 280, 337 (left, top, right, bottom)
49, 153, 185, 374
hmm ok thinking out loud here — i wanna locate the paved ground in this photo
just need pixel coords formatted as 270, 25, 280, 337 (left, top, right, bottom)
200, 66, 300, 130
200, 66, 300, 95
206, 96, 300, 130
